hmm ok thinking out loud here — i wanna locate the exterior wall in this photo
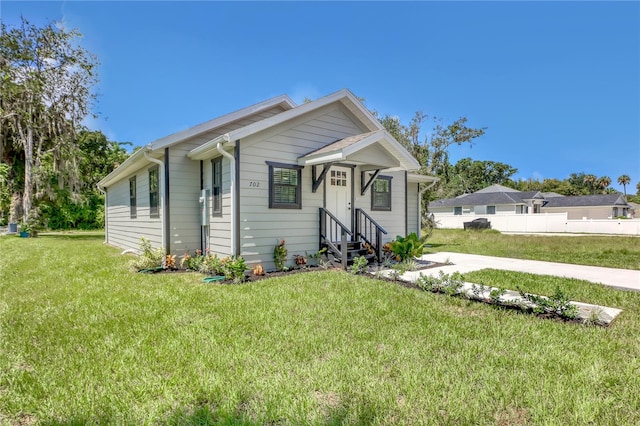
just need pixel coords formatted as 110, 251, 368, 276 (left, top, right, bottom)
407, 182, 420, 236
237, 104, 368, 270
354, 170, 407, 243
105, 165, 163, 252
433, 213, 640, 235
202, 156, 232, 257
542, 206, 613, 220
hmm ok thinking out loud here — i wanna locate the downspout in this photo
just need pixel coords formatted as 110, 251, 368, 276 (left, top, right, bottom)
418, 179, 439, 235
216, 135, 237, 256
96, 183, 107, 244
144, 150, 166, 253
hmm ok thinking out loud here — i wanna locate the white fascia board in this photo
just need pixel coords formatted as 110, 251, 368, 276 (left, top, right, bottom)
344, 130, 420, 171
298, 151, 345, 166
149, 95, 296, 150
408, 174, 439, 183
98, 146, 154, 188
188, 135, 236, 160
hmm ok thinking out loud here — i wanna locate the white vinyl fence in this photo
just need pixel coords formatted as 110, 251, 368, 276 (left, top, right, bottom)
434, 213, 640, 236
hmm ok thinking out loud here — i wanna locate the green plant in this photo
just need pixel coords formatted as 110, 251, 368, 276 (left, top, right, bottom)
489, 287, 506, 303
414, 271, 464, 296
19, 221, 32, 234
130, 237, 164, 271
273, 239, 288, 271
307, 247, 328, 268
294, 254, 307, 267
199, 253, 223, 275
519, 285, 579, 319
350, 256, 369, 274
180, 250, 205, 271
221, 256, 247, 283
389, 232, 425, 262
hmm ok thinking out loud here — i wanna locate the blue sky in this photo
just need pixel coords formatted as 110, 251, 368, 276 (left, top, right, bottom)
3, 1, 639, 192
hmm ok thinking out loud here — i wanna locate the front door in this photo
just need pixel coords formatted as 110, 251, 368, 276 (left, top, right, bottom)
326, 166, 352, 240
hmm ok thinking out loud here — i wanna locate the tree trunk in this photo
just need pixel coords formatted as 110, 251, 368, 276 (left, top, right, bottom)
19, 122, 34, 223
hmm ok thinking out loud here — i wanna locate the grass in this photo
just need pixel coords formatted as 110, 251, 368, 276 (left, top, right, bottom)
425, 228, 640, 270
1, 232, 639, 424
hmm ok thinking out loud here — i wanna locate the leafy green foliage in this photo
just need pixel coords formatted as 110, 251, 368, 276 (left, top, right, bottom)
390, 232, 425, 261
220, 256, 247, 283
519, 285, 579, 319
273, 239, 288, 271
129, 237, 164, 271
415, 270, 465, 296
350, 256, 369, 274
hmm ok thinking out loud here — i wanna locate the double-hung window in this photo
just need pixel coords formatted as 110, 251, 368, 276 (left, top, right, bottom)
371, 176, 392, 211
129, 177, 137, 219
149, 166, 159, 218
212, 157, 222, 215
267, 162, 303, 209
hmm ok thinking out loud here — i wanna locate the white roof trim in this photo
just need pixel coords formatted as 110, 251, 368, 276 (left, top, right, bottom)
97, 146, 154, 188
149, 94, 296, 150
408, 173, 439, 183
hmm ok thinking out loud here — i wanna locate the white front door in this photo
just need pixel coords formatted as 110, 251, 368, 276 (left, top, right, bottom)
326, 166, 352, 240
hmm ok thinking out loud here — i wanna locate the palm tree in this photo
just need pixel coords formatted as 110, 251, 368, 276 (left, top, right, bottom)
583, 174, 597, 195
597, 176, 611, 194
617, 174, 631, 198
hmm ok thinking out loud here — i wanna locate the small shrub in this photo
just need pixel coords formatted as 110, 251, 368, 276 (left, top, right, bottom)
273, 239, 288, 271
130, 237, 164, 271
165, 254, 177, 269
294, 254, 307, 267
350, 256, 369, 274
489, 287, 506, 304
221, 256, 247, 283
390, 233, 425, 262
519, 285, 579, 319
414, 271, 464, 296
199, 253, 223, 275
252, 264, 265, 276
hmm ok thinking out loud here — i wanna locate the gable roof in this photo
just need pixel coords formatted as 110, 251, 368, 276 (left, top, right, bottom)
429, 191, 534, 208
543, 194, 629, 208
475, 184, 520, 193
98, 94, 296, 188
297, 129, 421, 171
188, 89, 382, 160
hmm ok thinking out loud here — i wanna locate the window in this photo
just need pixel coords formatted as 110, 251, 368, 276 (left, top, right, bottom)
487, 205, 496, 215
371, 176, 392, 211
212, 157, 222, 215
129, 177, 137, 219
149, 166, 159, 218
454, 207, 462, 215
330, 170, 347, 187
267, 162, 303, 209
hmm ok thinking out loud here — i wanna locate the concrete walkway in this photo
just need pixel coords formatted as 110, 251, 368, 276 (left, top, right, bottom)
411, 252, 640, 292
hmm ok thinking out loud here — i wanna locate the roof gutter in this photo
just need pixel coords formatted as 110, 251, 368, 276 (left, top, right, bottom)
216, 134, 238, 256
143, 150, 167, 254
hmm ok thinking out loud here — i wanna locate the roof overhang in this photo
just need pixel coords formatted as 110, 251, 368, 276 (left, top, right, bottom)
297, 129, 421, 171
408, 174, 439, 184
187, 134, 236, 161
97, 146, 164, 188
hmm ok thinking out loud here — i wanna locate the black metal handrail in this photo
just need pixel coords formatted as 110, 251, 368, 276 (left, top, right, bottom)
319, 208, 353, 269
354, 208, 388, 261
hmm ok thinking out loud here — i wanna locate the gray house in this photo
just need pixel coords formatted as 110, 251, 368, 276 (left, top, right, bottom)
429, 184, 547, 215
98, 89, 437, 270
541, 194, 631, 219
429, 184, 632, 219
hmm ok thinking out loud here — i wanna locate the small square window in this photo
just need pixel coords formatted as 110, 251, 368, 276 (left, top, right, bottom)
487, 206, 496, 215
267, 162, 303, 209
454, 207, 462, 215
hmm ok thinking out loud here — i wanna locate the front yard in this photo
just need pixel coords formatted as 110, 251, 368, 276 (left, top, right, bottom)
1, 233, 639, 424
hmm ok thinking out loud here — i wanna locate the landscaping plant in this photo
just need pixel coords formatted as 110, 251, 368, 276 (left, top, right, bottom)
273, 239, 288, 271
129, 237, 164, 271
390, 232, 425, 262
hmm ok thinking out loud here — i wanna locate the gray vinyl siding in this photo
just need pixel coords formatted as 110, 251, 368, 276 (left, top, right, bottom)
104, 105, 287, 255
354, 170, 407, 243
202, 155, 232, 257
238, 104, 365, 270
106, 167, 163, 252
407, 182, 419, 235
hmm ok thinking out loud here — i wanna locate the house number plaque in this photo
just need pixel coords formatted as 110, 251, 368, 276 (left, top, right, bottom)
248, 181, 260, 188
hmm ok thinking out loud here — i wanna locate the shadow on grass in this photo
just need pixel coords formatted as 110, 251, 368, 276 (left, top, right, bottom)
38, 232, 104, 241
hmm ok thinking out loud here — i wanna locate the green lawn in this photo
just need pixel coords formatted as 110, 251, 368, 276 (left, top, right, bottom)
426, 229, 640, 270
1, 233, 639, 425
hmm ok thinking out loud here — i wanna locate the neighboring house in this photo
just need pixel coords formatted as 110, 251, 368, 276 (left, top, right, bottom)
541, 194, 631, 219
429, 184, 632, 219
98, 89, 437, 270
429, 184, 546, 215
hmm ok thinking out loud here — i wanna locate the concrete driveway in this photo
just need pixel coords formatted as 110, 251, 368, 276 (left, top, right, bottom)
414, 252, 640, 292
